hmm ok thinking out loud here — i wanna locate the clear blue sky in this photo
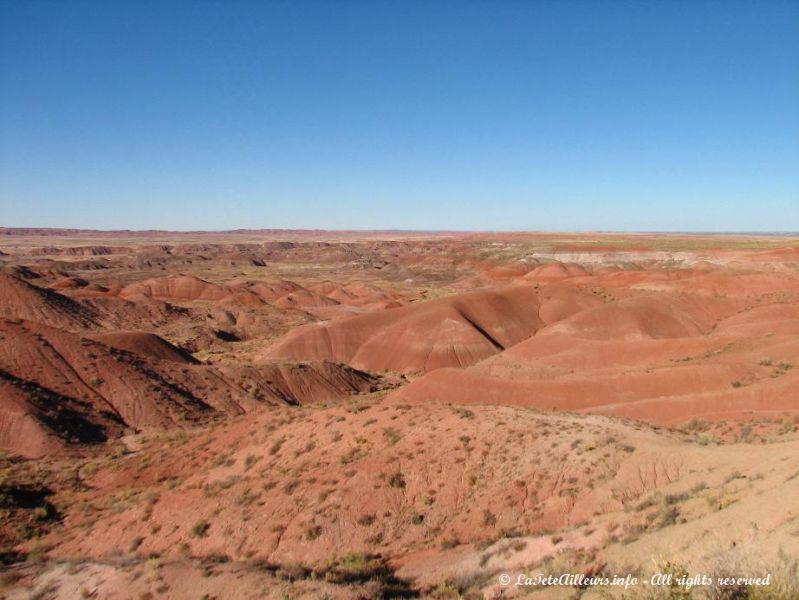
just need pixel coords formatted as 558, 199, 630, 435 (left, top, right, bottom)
1, 1, 797, 231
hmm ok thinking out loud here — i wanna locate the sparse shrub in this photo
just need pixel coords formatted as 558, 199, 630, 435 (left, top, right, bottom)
315, 552, 416, 595
664, 492, 689, 505
387, 472, 406, 488
382, 427, 402, 445
268, 437, 285, 456
129, 536, 144, 552
511, 540, 527, 552
339, 447, 363, 464
482, 509, 496, 527
440, 537, 459, 549
110, 445, 127, 459
191, 520, 210, 537
357, 514, 376, 526
452, 408, 474, 419
681, 418, 710, 434
276, 562, 311, 581
736, 425, 754, 443
656, 504, 680, 528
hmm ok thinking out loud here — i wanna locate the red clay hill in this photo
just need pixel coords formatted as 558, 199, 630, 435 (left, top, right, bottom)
387, 268, 799, 424
259, 285, 601, 373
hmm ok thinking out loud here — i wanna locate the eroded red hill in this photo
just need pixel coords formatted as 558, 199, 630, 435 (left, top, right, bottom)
0, 319, 379, 457
259, 285, 601, 373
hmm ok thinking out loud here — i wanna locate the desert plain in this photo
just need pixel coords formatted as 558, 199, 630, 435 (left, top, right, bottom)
0, 228, 798, 599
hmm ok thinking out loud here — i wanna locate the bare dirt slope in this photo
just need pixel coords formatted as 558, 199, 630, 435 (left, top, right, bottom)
0, 272, 100, 330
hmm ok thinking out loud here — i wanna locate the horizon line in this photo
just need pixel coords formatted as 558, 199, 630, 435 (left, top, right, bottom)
1, 227, 798, 237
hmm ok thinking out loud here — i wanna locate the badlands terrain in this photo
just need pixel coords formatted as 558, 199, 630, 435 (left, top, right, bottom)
0, 228, 798, 599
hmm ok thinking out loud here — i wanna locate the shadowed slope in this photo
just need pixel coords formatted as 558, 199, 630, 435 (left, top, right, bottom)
0, 273, 99, 330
